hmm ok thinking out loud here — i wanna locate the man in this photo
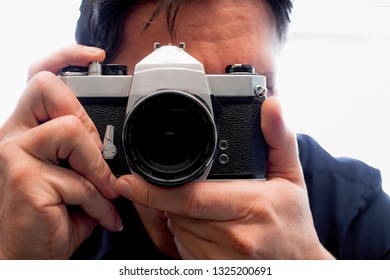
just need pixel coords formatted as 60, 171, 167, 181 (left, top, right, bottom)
0, 0, 388, 259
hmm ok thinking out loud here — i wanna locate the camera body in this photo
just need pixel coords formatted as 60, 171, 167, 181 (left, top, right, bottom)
60, 43, 267, 186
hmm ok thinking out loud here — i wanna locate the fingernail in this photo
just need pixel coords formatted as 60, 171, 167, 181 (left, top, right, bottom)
116, 215, 123, 232
167, 219, 174, 232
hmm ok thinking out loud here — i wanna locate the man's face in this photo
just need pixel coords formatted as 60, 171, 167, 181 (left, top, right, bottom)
111, 0, 280, 95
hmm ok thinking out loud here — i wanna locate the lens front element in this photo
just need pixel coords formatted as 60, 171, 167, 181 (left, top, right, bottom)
123, 91, 217, 186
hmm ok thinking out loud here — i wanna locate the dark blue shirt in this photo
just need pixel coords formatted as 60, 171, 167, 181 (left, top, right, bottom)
298, 134, 390, 259
72, 134, 390, 259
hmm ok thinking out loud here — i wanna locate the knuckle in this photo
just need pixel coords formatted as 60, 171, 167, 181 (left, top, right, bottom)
182, 189, 206, 217
80, 176, 99, 200
27, 71, 64, 106
143, 185, 155, 208
0, 143, 27, 188
59, 115, 85, 141
73, 106, 92, 128
227, 227, 259, 257
29, 71, 57, 89
91, 150, 108, 173
234, 236, 258, 257
4, 162, 37, 205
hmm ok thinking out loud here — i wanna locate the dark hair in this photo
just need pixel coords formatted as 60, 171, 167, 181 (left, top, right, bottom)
76, 0, 293, 62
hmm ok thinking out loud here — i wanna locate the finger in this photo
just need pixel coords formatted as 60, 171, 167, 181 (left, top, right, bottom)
39, 163, 122, 232
27, 44, 105, 81
168, 219, 225, 260
166, 213, 216, 242
115, 174, 259, 220
173, 236, 197, 260
133, 204, 181, 259
168, 216, 263, 259
5, 71, 101, 148
19, 116, 118, 199
69, 211, 100, 253
261, 97, 305, 185
167, 212, 237, 253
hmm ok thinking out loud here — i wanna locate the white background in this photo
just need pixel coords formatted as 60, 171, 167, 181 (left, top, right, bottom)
278, 0, 390, 195
0, 0, 389, 195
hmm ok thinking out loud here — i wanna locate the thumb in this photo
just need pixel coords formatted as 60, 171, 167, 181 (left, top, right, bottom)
261, 97, 305, 187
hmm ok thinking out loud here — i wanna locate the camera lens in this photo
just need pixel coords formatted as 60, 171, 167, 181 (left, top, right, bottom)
123, 91, 217, 186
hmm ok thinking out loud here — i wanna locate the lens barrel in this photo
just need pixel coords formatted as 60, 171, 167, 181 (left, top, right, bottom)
123, 91, 217, 186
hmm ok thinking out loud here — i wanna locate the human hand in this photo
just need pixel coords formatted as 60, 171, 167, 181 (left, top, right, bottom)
0, 45, 122, 259
114, 97, 334, 259
132, 203, 181, 259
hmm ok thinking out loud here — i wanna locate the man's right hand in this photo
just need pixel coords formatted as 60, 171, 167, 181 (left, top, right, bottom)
0, 44, 123, 259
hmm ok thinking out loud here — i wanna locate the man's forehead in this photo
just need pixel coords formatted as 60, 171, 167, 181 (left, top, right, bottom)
111, 0, 279, 94
115, 0, 278, 61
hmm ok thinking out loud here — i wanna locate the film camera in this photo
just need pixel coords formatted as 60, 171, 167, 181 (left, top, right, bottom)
60, 43, 267, 186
